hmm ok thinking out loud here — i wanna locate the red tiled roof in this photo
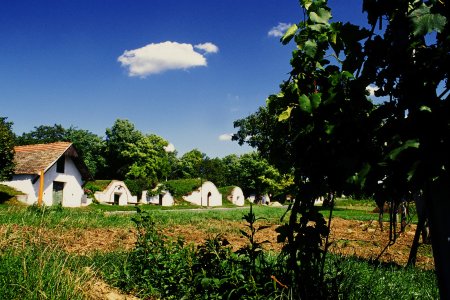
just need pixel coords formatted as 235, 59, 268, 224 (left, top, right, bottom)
14, 142, 72, 175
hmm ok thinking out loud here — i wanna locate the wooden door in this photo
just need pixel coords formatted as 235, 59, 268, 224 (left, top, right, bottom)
52, 181, 64, 206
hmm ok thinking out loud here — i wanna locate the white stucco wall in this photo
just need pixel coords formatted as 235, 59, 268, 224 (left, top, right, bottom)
94, 180, 137, 205
143, 190, 174, 206
1, 176, 36, 205
247, 194, 270, 205
183, 181, 222, 207
229, 186, 245, 206
3, 157, 85, 207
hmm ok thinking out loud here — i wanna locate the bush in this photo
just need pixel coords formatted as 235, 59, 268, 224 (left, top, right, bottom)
89, 206, 438, 299
97, 206, 284, 299
218, 186, 235, 203
83, 180, 112, 198
124, 178, 154, 199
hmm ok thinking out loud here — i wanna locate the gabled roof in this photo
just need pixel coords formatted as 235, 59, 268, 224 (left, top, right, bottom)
13, 142, 92, 180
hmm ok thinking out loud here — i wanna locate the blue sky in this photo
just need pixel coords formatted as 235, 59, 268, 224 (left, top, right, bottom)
0, 0, 367, 158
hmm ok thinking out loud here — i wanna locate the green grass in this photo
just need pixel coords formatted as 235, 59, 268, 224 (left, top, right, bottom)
0, 244, 91, 300
0, 184, 24, 205
327, 255, 439, 299
0, 203, 286, 229
163, 178, 202, 199
0, 205, 133, 229
317, 198, 419, 223
0, 200, 438, 299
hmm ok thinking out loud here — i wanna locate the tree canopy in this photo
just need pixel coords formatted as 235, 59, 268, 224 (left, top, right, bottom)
0, 117, 15, 181
15, 124, 106, 177
234, 0, 449, 297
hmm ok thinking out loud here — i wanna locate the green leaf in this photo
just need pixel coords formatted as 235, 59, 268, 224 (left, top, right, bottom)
310, 93, 322, 110
324, 123, 335, 135
348, 163, 371, 188
388, 140, 420, 160
304, 40, 317, 57
278, 106, 294, 121
407, 161, 421, 182
410, 4, 447, 36
419, 105, 432, 112
309, 8, 331, 25
281, 24, 298, 45
341, 71, 354, 79
309, 24, 327, 32
299, 94, 312, 113
301, 0, 313, 10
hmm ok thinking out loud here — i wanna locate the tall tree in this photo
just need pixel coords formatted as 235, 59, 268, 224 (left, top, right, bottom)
234, 0, 449, 297
121, 133, 171, 185
0, 117, 15, 180
103, 119, 143, 179
237, 152, 285, 199
358, 1, 450, 296
202, 157, 226, 187
178, 149, 206, 179
16, 124, 67, 145
65, 127, 106, 177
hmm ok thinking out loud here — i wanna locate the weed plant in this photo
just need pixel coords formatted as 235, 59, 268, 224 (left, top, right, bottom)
93, 206, 285, 299
80, 206, 437, 299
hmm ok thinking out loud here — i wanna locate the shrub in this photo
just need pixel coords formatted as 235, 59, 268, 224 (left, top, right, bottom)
218, 186, 235, 203
124, 178, 154, 199
83, 180, 112, 198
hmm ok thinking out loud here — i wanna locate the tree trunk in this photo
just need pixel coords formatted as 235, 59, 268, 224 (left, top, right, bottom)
426, 178, 450, 299
407, 216, 425, 267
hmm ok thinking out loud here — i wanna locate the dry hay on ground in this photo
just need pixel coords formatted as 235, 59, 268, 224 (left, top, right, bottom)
0, 217, 434, 300
0, 217, 433, 269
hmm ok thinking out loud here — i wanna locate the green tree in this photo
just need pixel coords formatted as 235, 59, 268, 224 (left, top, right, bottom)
202, 157, 226, 187
357, 1, 450, 296
16, 124, 67, 145
237, 152, 286, 200
178, 149, 206, 179
121, 134, 171, 185
103, 119, 144, 179
15, 124, 105, 177
0, 117, 15, 180
235, 0, 449, 297
65, 127, 106, 177
221, 154, 241, 186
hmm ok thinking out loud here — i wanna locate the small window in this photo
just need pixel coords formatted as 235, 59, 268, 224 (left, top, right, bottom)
56, 156, 65, 173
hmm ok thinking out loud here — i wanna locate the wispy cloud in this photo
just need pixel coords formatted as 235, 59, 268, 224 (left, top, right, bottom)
118, 41, 219, 77
164, 143, 176, 153
218, 133, 233, 141
268, 22, 293, 38
366, 85, 379, 96
194, 42, 219, 54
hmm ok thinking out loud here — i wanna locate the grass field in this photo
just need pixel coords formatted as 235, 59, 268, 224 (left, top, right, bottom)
0, 190, 437, 299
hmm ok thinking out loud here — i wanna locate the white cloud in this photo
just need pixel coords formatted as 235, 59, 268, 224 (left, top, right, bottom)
118, 41, 218, 77
194, 42, 219, 54
268, 22, 293, 38
218, 133, 233, 141
164, 143, 176, 153
366, 85, 379, 96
